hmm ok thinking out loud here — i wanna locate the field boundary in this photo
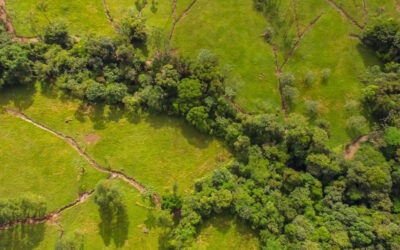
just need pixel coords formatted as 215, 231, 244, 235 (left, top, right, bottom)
5, 107, 161, 207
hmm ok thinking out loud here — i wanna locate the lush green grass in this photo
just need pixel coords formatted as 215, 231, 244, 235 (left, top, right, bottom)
171, 0, 280, 114
0, 112, 107, 211
6, 0, 114, 37
192, 215, 259, 250
0, 83, 229, 193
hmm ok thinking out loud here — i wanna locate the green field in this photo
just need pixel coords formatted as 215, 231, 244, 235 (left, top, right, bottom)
6, 0, 114, 37
0, 112, 107, 211
0, 83, 229, 193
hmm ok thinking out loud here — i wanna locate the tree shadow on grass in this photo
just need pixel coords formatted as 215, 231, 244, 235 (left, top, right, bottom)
98, 206, 129, 248
0, 223, 46, 250
0, 83, 36, 111
39, 81, 58, 99
144, 114, 213, 149
356, 43, 382, 69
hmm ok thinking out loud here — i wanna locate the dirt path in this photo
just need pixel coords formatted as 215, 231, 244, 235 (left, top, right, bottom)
169, 0, 198, 40
291, 0, 301, 38
272, 46, 288, 119
0, 0, 38, 43
5, 107, 161, 208
102, 0, 117, 31
363, 0, 368, 28
396, 0, 400, 12
280, 13, 323, 71
0, 190, 94, 231
344, 135, 368, 159
225, 96, 251, 115
325, 0, 363, 30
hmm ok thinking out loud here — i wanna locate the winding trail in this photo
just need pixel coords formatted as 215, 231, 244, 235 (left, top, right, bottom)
169, 0, 198, 40
5, 107, 161, 208
325, 0, 363, 30
102, 0, 117, 31
0, 190, 94, 231
0, 0, 38, 43
345, 135, 369, 159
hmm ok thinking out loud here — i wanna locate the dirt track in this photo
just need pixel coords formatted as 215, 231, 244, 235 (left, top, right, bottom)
345, 135, 369, 159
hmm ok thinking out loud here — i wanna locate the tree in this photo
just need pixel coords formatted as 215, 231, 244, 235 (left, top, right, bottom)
42, 20, 71, 48
281, 72, 295, 87
105, 83, 128, 104
306, 153, 340, 182
0, 44, 33, 88
85, 80, 106, 101
347, 115, 367, 137
305, 100, 319, 118
304, 71, 316, 87
321, 68, 330, 83
176, 78, 203, 114
361, 19, 400, 62
118, 9, 147, 43
186, 106, 209, 133
94, 180, 125, 210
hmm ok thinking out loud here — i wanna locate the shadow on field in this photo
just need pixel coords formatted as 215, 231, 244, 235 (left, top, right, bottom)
145, 115, 213, 149
0, 83, 36, 111
356, 44, 382, 68
0, 224, 45, 250
98, 206, 129, 248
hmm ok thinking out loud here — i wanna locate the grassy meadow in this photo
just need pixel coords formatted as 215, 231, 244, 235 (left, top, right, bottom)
0, 112, 107, 211
0, 83, 229, 193
6, 0, 114, 37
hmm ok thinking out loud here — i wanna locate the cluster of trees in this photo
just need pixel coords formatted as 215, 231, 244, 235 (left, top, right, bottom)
166, 110, 400, 248
1, 11, 400, 249
0, 194, 47, 224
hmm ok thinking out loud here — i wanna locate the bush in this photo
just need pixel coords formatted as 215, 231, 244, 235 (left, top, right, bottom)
347, 115, 367, 137
118, 9, 147, 43
321, 68, 330, 83
281, 72, 295, 87
282, 85, 299, 105
305, 100, 319, 118
304, 71, 316, 87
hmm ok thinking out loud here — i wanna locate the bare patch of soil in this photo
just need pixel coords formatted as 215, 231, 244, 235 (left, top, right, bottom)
84, 133, 100, 145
